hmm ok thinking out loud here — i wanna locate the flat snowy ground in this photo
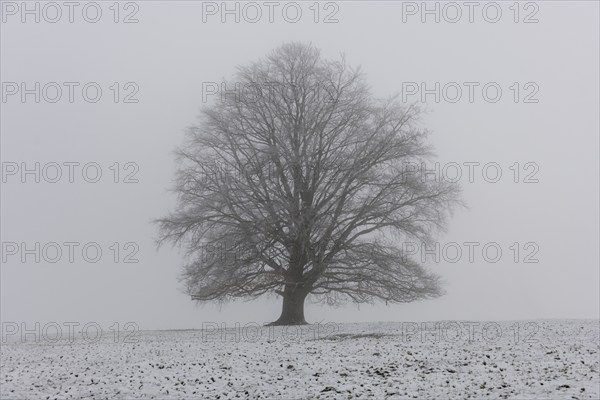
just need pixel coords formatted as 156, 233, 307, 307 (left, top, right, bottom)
1, 320, 598, 399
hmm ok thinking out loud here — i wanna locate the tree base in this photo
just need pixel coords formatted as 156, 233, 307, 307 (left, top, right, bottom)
265, 318, 308, 326
269, 286, 309, 326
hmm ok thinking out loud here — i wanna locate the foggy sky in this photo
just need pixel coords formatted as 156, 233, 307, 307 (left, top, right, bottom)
1, 1, 598, 330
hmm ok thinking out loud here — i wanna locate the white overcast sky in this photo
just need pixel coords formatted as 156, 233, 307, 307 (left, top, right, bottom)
1, 1, 598, 330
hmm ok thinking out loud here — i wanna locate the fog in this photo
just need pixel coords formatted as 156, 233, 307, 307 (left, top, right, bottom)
1, 1, 598, 331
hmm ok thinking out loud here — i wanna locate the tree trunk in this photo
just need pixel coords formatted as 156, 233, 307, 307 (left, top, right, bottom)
268, 284, 308, 325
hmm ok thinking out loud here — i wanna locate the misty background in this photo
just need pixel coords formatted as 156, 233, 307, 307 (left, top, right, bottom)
1, 1, 598, 330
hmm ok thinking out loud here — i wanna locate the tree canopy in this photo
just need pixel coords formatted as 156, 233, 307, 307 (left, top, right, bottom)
156, 42, 462, 325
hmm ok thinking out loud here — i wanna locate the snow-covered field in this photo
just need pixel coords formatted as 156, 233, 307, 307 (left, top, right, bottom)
1, 320, 598, 399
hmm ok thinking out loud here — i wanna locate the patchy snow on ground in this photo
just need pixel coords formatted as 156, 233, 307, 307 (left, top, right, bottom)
1, 319, 598, 399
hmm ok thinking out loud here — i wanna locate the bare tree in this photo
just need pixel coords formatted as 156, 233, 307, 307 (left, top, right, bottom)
156, 42, 462, 325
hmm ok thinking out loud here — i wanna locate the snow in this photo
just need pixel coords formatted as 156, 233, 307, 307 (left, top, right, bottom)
1, 320, 598, 399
